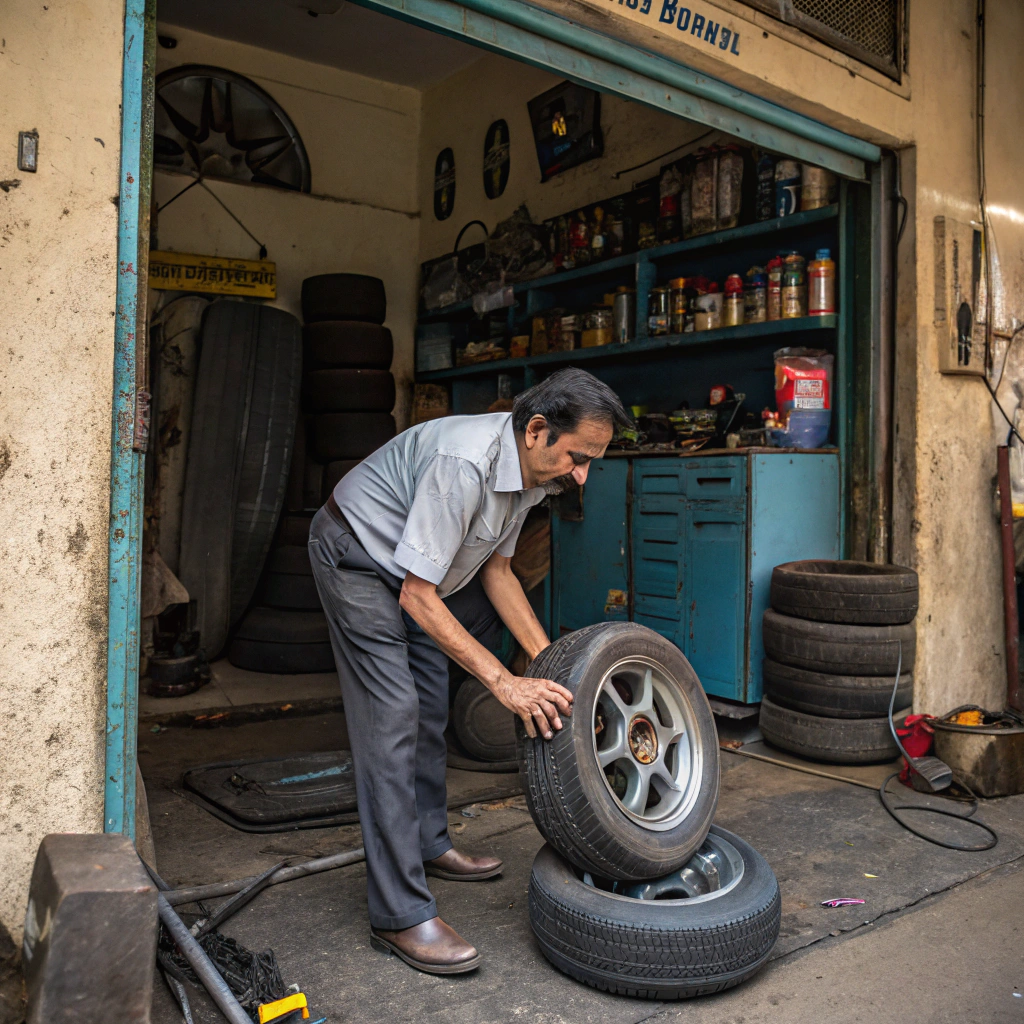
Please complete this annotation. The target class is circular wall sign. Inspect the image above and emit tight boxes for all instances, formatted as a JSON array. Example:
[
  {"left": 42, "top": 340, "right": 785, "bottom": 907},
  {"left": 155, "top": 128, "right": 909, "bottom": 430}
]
[
  {"left": 433, "top": 148, "right": 456, "bottom": 221},
  {"left": 483, "top": 119, "right": 510, "bottom": 200}
]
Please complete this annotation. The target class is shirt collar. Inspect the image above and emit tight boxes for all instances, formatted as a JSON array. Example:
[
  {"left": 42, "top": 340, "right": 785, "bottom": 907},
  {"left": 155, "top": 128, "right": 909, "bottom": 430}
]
[{"left": 492, "top": 414, "right": 525, "bottom": 492}]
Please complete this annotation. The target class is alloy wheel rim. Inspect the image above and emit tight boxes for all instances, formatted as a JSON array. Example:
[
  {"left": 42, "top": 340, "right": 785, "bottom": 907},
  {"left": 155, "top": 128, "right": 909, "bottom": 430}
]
[
  {"left": 579, "top": 830, "right": 745, "bottom": 905},
  {"left": 591, "top": 656, "right": 704, "bottom": 832}
]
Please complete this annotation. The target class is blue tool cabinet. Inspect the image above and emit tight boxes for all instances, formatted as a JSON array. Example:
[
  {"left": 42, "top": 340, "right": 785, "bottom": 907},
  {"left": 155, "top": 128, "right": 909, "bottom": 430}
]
[{"left": 551, "top": 450, "right": 840, "bottom": 704}]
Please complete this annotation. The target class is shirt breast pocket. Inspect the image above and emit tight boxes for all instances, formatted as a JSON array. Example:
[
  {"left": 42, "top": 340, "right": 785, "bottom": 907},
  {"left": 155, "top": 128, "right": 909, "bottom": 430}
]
[{"left": 464, "top": 520, "right": 499, "bottom": 549}]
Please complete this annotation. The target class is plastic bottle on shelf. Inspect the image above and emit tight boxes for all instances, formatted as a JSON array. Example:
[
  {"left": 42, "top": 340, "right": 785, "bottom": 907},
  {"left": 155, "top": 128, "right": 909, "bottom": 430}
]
[
  {"left": 745, "top": 266, "right": 767, "bottom": 323},
  {"left": 766, "top": 256, "right": 784, "bottom": 320},
  {"left": 724, "top": 273, "right": 745, "bottom": 326},
  {"left": 781, "top": 252, "right": 808, "bottom": 318},
  {"left": 755, "top": 153, "right": 776, "bottom": 221},
  {"left": 808, "top": 248, "right": 836, "bottom": 315}
]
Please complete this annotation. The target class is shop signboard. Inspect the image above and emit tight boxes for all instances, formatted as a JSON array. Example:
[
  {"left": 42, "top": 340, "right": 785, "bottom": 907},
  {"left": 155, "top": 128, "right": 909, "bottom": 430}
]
[
  {"left": 575, "top": 0, "right": 743, "bottom": 57},
  {"left": 148, "top": 250, "right": 277, "bottom": 298}
]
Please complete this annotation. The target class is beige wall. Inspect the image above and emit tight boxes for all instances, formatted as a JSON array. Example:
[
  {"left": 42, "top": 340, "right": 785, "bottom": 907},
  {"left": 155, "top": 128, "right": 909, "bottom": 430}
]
[
  {"left": 0, "top": 0, "right": 125, "bottom": 939},
  {"left": 418, "top": 53, "right": 712, "bottom": 263},
  {"left": 153, "top": 26, "right": 424, "bottom": 427}
]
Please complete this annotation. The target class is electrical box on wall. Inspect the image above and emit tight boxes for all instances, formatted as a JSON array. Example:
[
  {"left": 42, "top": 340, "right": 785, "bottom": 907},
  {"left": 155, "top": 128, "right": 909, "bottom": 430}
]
[{"left": 934, "top": 215, "right": 987, "bottom": 375}]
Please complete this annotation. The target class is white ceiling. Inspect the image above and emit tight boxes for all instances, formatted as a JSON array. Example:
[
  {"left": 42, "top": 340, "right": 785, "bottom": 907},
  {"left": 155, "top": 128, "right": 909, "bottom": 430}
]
[{"left": 157, "top": 0, "right": 485, "bottom": 89}]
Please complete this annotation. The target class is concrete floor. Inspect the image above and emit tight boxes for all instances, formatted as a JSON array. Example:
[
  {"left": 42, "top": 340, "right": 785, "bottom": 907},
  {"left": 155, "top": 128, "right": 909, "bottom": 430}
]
[
  {"left": 141, "top": 714, "right": 1024, "bottom": 1024},
  {"left": 140, "top": 660, "right": 340, "bottom": 721}
]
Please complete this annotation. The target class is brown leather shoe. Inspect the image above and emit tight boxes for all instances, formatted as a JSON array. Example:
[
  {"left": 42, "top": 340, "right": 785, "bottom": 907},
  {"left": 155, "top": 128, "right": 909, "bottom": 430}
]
[
  {"left": 370, "top": 917, "right": 481, "bottom": 975},
  {"left": 424, "top": 847, "right": 503, "bottom": 881}
]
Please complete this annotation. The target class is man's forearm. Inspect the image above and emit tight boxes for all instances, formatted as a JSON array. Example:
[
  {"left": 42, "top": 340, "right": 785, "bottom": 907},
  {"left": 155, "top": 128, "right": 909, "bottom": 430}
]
[
  {"left": 479, "top": 555, "right": 550, "bottom": 662},
  {"left": 399, "top": 577, "right": 511, "bottom": 689}
]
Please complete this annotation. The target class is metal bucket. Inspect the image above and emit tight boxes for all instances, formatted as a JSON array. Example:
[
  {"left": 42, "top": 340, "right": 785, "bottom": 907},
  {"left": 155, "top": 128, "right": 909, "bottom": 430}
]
[{"left": 931, "top": 719, "right": 1024, "bottom": 797}]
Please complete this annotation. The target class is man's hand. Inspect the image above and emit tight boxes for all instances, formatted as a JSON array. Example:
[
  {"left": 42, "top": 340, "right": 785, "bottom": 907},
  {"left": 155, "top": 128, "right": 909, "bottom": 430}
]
[{"left": 491, "top": 672, "right": 574, "bottom": 740}]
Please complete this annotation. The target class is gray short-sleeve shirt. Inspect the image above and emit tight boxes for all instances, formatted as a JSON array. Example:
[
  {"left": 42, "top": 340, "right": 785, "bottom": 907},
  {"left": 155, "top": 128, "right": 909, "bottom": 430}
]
[{"left": 332, "top": 412, "right": 545, "bottom": 598}]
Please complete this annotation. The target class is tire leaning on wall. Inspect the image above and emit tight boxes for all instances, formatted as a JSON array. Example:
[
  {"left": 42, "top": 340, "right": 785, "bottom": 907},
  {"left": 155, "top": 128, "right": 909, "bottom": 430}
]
[{"left": 518, "top": 622, "right": 719, "bottom": 881}]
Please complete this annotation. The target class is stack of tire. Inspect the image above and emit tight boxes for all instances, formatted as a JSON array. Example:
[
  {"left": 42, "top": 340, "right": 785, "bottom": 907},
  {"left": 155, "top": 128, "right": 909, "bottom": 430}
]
[
  {"left": 759, "top": 561, "right": 919, "bottom": 764},
  {"left": 301, "top": 273, "right": 395, "bottom": 503},
  {"left": 519, "top": 623, "right": 781, "bottom": 999},
  {"left": 227, "top": 274, "right": 395, "bottom": 675}
]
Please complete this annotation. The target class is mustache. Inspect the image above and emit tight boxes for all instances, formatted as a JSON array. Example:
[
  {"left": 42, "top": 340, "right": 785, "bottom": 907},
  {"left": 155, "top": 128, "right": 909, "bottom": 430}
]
[{"left": 542, "top": 473, "right": 577, "bottom": 495}]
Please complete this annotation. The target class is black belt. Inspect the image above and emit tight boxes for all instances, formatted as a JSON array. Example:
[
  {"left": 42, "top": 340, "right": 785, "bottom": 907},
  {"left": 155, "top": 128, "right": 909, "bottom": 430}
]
[{"left": 326, "top": 492, "right": 353, "bottom": 533}]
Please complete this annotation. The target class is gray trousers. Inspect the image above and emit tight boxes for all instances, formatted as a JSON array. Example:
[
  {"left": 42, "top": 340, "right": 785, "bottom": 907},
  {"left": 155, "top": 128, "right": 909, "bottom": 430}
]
[{"left": 308, "top": 506, "right": 498, "bottom": 930}]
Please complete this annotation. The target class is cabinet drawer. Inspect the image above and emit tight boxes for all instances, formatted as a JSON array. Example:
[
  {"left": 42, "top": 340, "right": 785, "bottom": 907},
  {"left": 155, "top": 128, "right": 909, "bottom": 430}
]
[{"left": 683, "top": 459, "right": 746, "bottom": 499}]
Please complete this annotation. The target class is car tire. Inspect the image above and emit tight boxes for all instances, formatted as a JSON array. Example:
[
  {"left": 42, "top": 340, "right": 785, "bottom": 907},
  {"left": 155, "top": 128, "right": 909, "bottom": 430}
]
[
  {"left": 453, "top": 678, "right": 517, "bottom": 762},
  {"left": 312, "top": 413, "right": 395, "bottom": 461},
  {"left": 230, "top": 306, "right": 303, "bottom": 625},
  {"left": 304, "top": 322, "right": 393, "bottom": 369},
  {"left": 262, "top": 572, "right": 322, "bottom": 611},
  {"left": 529, "top": 827, "right": 780, "bottom": 999},
  {"left": 771, "top": 560, "right": 918, "bottom": 625},
  {"left": 228, "top": 606, "right": 334, "bottom": 674},
  {"left": 519, "top": 622, "right": 719, "bottom": 881},
  {"left": 762, "top": 657, "right": 912, "bottom": 719},
  {"left": 301, "top": 274, "right": 386, "bottom": 325},
  {"left": 762, "top": 609, "right": 915, "bottom": 676},
  {"left": 266, "top": 546, "right": 312, "bottom": 576},
  {"left": 227, "top": 637, "right": 336, "bottom": 674},
  {"left": 275, "top": 514, "right": 314, "bottom": 547},
  {"left": 303, "top": 369, "right": 395, "bottom": 413},
  {"left": 758, "top": 695, "right": 905, "bottom": 764}
]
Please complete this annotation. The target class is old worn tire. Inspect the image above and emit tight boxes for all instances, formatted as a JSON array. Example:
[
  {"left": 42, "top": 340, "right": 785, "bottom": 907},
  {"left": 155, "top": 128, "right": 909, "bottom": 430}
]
[
  {"left": 227, "top": 637, "right": 335, "bottom": 674},
  {"left": 301, "top": 274, "right": 386, "bottom": 324},
  {"left": 529, "top": 827, "right": 780, "bottom": 999},
  {"left": 266, "top": 546, "right": 312, "bottom": 576},
  {"left": 262, "top": 544, "right": 318, "bottom": 610},
  {"left": 762, "top": 658, "right": 912, "bottom": 719},
  {"left": 453, "top": 678, "right": 517, "bottom": 762},
  {"left": 230, "top": 306, "right": 303, "bottom": 625},
  {"left": 519, "top": 623, "right": 719, "bottom": 881},
  {"left": 771, "top": 561, "right": 919, "bottom": 625},
  {"left": 312, "top": 413, "right": 395, "bottom": 461},
  {"left": 304, "top": 322, "right": 393, "bottom": 369},
  {"left": 758, "top": 695, "right": 906, "bottom": 764},
  {"left": 235, "top": 606, "right": 327, "bottom": 644},
  {"left": 762, "top": 609, "right": 915, "bottom": 675},
  {"left": 275, "top": 513, "right": 314, "bottom": 547},
  {"left": 228, "top": 606, "right": 333, "bottom": 673},
  {"left": 323, "top": 459, "right": 360, "bottom": 499},
  {"left": 262, "top": 572, "right": 322, "bottom": 611},
  {"left": 303, "top": 369, "right": 395, "bottom": 413}
]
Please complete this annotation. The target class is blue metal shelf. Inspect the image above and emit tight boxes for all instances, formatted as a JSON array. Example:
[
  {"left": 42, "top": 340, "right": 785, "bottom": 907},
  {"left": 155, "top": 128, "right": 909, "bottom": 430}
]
[
  {"left": 416, "top": 204, "right": 839, "bottom": 325},
  {"left": 418, "top": 315, "right": 837, "bottom": 381}
]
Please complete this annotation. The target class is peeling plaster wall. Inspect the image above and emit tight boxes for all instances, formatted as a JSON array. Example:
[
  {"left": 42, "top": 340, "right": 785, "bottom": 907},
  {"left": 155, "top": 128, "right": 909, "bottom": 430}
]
[
  {"left": 152, "top": 26, "right": 423, "bottom": 428},
  {"left": 0, "top": 0, "right": 124, "bottom": 940}
]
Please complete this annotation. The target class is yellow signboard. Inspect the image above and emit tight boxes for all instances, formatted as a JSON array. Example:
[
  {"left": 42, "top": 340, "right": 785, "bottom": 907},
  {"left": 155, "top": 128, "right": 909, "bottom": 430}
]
[{"left": 148, "top": 250, "right": 277, "bottom": 299}]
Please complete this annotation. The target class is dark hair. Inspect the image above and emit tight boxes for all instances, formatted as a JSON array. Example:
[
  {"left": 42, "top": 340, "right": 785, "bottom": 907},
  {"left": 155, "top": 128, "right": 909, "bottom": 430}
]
[{"left": 512, "top": 367, "right": 633, "bottom": 443}]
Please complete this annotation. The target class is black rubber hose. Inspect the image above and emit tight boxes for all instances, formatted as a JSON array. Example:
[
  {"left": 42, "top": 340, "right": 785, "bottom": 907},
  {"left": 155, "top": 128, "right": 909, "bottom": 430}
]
[
  {"left": 880, "top": 647, "right": 998, "bottom": 852},
  {"left": 878, "top": 773, "right": 998, "bottom": 851}
]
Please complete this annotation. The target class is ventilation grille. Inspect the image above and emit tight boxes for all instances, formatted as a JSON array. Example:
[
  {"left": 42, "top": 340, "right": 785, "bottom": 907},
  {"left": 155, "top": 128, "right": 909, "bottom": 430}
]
[{"left": 743, "top": 0, "right": 903, "bottom": 79}]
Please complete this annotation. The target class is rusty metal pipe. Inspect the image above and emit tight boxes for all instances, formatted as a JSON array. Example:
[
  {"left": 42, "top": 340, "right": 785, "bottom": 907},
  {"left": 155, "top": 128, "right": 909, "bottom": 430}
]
[
  {"left": 997, "top": 446, "right": 1021, "bottom": 711},
  {"left": 164, "top": 847, "right": 366, "bottom": 907}
]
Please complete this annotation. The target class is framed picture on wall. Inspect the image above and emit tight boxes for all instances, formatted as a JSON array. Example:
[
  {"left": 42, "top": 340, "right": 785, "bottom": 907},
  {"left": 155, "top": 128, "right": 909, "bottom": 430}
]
[{"left": 527, "top": 81, "right": 603, "bottom": 183}]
